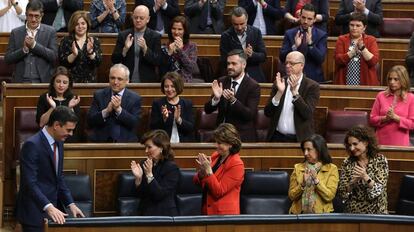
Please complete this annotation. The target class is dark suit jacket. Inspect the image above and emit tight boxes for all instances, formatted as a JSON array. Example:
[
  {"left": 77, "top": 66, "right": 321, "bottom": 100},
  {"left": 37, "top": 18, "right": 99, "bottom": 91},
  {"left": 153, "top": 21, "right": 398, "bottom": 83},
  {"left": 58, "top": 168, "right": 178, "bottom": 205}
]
[
  {"left": 184, "top": 0, "right": 225, "bottom": 34},
  {"left": 141, "top": 0, "right": 180, "bottom": 32},
  {"left": 335, "top": 0, "right": 383, "bottom": 37},
  {"left": 238, "top": 0, "right": 285, "bottom": 35},
  {"left": 280, "top": 26, "right": 327, "bottom": 83},
  {"left": 220, "top": 25, "right": 267, "bottom": 83},
  {"left": 264, "top": 76, "right": 320, "bottom": 142},
  {"left": 204, "top": 74, "right": 261, "bottom": 142},
  {"left": 406, "top": 32, "right": 414, "bottom": 86},
  {"left": 284, "top": 0, "right": 329, "bottom": 31},
  {"left": 136, "top": 159, "right": 180, "bottom": 216},
  {"left": 16, "top": 130, "right": 73, "bottom": 226},
  {"left": 40, "top": 0, "right": 84, "bottom": 31},
  {"left": 111, "top": 28, "right": 161, "bottom": 82},
  {"left": 4, "top": 24, "right": 57, "bottom": 83},
  {"left": 87, "top": 87, "right": 142, "bottom": 142},
  {"left": 150, "top": 97, "right": 195, "bottom": 142}
]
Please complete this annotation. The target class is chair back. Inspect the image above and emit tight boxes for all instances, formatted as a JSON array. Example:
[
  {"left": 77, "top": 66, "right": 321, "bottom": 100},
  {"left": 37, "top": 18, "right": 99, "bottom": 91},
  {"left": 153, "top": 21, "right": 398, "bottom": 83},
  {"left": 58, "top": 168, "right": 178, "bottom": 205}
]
[
  {"left": 396, "top": 175, "right": 414, "bottom": 215},
  {"left": 65, "top": 174, "right": 93, "bottom": 217},
  {"left": 176, "top": 170, "right": 203, "bottom": 216},
  {"left": 117, "top": 172, "right": 140, "bottom": 216},
  {"left": 325, "top": 110, "right": 368, "bottom": 143}
]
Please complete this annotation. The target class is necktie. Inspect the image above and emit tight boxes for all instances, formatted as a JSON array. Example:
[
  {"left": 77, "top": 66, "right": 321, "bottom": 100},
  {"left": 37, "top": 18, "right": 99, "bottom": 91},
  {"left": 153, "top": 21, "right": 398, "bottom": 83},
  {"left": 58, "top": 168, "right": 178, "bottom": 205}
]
[
  {"left": 231, "top": 81, "right": 238, "bottom": 94},
  {"left": 53, "top": 142, "right": 58, "bottom": 174}
]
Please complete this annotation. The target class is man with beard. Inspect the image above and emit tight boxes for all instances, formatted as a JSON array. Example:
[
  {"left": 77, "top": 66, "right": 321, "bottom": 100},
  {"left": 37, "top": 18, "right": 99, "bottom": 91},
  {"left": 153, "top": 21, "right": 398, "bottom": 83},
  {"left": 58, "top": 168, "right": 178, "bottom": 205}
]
[
  {"left": 204, "top": 49, "right": 261, "bottom": 142},
  {"left": 264, "top": 51, "right": 320, "bottom": 142}
]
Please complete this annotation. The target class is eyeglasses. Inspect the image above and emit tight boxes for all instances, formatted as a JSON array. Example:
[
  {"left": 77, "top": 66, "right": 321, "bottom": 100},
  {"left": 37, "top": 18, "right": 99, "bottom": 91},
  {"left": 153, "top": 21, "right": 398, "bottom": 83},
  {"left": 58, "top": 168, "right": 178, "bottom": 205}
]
[
  {"left": 285, "top": 61, "right": 303, "bottom": 66},
  {"left": 26, "top": 13, "right": 42, "bottom": 20}
]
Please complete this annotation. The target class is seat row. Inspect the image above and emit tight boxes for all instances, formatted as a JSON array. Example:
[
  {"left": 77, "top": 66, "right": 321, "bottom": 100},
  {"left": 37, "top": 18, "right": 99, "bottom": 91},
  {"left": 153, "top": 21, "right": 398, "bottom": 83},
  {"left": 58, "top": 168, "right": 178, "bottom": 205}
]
[{"left": 66, "top": 171, "right": 414, "bottom": 217}]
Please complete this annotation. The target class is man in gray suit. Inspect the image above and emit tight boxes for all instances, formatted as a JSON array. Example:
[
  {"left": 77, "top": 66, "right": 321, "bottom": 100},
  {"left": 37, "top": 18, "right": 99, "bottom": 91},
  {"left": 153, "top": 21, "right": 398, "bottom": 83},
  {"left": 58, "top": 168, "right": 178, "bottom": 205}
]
[{"left": 5, "top": 0, "right": 57, "bottom": 83}]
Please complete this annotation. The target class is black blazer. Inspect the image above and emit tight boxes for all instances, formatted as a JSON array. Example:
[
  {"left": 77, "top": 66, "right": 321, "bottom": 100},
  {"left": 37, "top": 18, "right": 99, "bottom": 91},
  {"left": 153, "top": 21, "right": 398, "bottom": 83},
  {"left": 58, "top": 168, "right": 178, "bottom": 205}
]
[
  {"left": 40, "top": 0, "right": 84, "bottom": 30},
  {"left": 284, "top": 0, "right": 329, "bottom": 31},
  {"left": 150, "top": 97, "right": 195, "bottom": 142},
  {"left": 87, "top": 87, "right": 142, "bottom": 142},
  {"left": 111, "top": 28, "right": 161, "bottom": 82},
  {"left": 136, "top": 159, "right": 180, "bottom": 216},
  {"left": 204, "top": 74, "right": 261, "bottom": 142},
  {"left": 141, "top": 0, "right": 180, "bottom": 32},
  {"left": 220, "top": 25, "right": 267, "bottom": 83},
  {"left": 264, "top": 76, "right": 320, "bottom": 142},
  {"left": 238, "top": 0, "right": 285, "bottom": 35}
]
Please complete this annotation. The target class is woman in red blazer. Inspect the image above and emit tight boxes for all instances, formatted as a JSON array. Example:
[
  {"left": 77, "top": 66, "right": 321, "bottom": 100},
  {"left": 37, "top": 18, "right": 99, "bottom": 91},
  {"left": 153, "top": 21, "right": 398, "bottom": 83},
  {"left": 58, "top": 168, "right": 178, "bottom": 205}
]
[
  {"left": 193, "top": 123, "right": 245, "bottom": 215},
  {"left": 334, "top": 13, "right": 380, "bottom": 86}
]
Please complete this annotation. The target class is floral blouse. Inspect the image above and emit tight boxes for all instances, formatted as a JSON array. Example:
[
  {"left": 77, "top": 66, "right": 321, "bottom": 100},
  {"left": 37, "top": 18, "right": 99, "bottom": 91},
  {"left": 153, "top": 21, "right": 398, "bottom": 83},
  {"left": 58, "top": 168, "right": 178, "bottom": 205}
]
[
  {"left": 338, "top": 153, "right": 389, "bottom": 214},
  {"left": 58, "top": 36, "right": 102, "bottom": 83}
]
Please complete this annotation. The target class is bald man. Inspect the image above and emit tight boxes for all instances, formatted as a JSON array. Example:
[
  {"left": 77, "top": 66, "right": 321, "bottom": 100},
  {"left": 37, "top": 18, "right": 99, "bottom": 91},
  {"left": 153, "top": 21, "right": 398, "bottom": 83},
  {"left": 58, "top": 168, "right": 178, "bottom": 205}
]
[
  {"left": 264, "top": 51, "right": 320, "bottom": 142},
  {"left": 112, "top": 5, "right": 161, "bottom": 82}
]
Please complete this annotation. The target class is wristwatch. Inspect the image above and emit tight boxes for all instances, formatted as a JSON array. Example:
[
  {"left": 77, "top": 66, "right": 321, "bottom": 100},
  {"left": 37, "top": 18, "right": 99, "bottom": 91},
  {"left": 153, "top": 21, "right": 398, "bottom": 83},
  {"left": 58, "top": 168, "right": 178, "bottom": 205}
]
[{"left": 292, "top": 94, "right": 300, "bottom": 102}]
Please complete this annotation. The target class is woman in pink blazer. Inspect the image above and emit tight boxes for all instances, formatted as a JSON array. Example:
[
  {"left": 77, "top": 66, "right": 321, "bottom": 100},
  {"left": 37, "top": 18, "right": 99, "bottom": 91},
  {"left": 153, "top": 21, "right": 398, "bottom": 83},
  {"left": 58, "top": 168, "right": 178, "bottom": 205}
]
[
  {"left": 193, "top": 123, "right": 245, "bottom": 215},
  {"left": 370, "top": 65, "right": 414, "bottom": 146}
]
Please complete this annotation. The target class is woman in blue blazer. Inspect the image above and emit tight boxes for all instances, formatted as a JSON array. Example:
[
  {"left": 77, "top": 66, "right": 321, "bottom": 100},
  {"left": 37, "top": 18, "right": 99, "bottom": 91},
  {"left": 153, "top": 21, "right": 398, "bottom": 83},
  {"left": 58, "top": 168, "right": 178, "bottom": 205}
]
[{"left": 150, "top": 72, "right": 195, "bottom": 142}]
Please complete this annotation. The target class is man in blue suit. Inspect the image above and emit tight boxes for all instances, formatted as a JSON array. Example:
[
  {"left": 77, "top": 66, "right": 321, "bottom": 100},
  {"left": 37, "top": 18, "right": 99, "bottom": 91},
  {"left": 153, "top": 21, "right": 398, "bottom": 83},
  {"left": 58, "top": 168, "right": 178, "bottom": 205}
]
[
  {"left": 16, "top": 106, "right": 84, "bottom": 231},
  {"left": 87, "top": 63, "right": 142, "bottom": 142},
  {"left": 279, "top": 3, "right": 327, "bottom": 83}
]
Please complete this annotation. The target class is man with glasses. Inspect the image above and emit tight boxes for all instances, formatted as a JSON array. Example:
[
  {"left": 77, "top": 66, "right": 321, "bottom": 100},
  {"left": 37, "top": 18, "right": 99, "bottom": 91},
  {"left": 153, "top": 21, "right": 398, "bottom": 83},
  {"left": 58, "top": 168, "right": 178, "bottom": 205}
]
[
  {"left": 264, "top": 51, "right": 320, "bottom": 142},
  {"left": 5, "top": 0, "right": 58, "bottom": 83},
  {"left": 280, "top": 3, "right": 327, "bottom": 83},
  {"left": 111, "top": 5, "right": 161, "bottom": 82}
]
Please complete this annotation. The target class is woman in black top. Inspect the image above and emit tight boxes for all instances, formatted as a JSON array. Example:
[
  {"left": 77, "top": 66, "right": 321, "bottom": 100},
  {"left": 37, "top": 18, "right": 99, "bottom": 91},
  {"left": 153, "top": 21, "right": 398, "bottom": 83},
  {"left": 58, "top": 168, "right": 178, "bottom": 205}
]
[
  {"left": 58, "top": 10, "right": 102, "bottom": 83},
  {"left": 36, "top": 66, "right": 81, "bottom": 142}
]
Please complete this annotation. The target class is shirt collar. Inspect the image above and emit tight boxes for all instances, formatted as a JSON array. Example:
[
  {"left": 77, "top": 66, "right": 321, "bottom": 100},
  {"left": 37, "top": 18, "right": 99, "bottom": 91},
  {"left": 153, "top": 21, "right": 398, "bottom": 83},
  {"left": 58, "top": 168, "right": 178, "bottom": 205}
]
[
  {"left": 26, "top": 23, "right": 41, "bottom": 33},
  {"left": 232, "top": 73, "right": 245, "bottom": 85},
  {"left": 42, "top": 126, "right": 55, "bottom": 146},
  {"left": 113, "top": 88, "right": 126, "bottom": 97}
]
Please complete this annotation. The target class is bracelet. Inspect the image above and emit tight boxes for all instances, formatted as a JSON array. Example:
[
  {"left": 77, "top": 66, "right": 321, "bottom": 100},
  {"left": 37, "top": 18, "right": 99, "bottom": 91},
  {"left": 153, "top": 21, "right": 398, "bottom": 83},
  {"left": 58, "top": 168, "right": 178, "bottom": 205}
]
[
  {"left": 359, "top": 45, "right": 366, "bottom": 51},
  {"left": 87, "top": 50, "right": 94, "bottom": 55},
  {"left": 112, "top": 10, "right": 117, "bottom": 14}
]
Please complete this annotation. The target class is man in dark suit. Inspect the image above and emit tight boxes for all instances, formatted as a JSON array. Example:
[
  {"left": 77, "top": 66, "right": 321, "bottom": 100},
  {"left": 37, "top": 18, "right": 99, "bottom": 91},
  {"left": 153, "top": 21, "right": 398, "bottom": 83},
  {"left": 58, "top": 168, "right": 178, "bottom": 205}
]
[
  {"left": 140, "top": 0, "right": 180, "bottom": 34},
  {"left": 87, "top": 64, "right": 142, "bottom": 142},
  {"left": 111, "top": 5, "right": 161, "bottom": 82},
  {"left": 204, "top": 49, "right": 261, "bottom": 142},
  {"left": 238, "top": 0, "right": 285, "bottom": 35},
  {"left": 40, "top": 0, "right": 83, "bottom": 31},
  {"left": 335, "top": 0, "right": 383, "bottom": 37},
  {"left": 280, "top": 3, "right": 327, "bottom": 83},
  {"left": 264, "top": 51, "right": 320, "bottom": 142},
  {"left": 220, "top": 7, "right": 267, "bottom": 83},
  {"left": 16, "top": 106, "right": 84, "bottom": 231},
  {"left": 5, "top": 0, "right": 57, "bottom": 83},
  {"left": 184, "top": 0, "right": 225, "bottom": 34}
]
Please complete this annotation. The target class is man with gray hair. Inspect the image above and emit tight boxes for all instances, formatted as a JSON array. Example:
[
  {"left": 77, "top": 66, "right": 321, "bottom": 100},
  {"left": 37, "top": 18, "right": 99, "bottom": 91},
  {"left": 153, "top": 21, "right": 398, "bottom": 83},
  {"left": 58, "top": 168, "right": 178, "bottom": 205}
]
[
  {"left": 204, "top": 49, "right": 260, "bottom": 142},
  {"left": 87, "top": 63, "right": 142, "bottom": 142},
  {"left": 220, "top": 6, "right": 267, "bottom": 83},
  {"left": 264, "top": 51, "right": 320, "bottom": 142}
]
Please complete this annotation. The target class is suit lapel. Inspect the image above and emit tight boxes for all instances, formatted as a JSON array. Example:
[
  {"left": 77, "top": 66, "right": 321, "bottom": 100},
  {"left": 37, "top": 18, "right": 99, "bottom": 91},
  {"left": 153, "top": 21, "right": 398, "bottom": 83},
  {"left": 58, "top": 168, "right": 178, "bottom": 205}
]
[{"left": 40, "top": 132, "right": 57, "bottom": 174}]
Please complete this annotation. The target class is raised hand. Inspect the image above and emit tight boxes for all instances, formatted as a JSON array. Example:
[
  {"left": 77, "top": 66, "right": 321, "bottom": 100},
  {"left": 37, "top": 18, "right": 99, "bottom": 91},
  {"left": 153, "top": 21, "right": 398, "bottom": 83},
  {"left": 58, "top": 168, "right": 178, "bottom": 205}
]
[
  {"left": 46, "top": 93, "right": 57, "bottom": 109},
  {"left": 68, "top": 95, "right": 80, "bottom": 109},
  {"left": 274, "top": 72, "right": 286, "bottom": 93},
  {"left": 211, "top": 80, "right": 223, "bottom": 100},
  {"left": 143, "top": 158, "right": 153, "bottom": 177},
  {"left": 174, "top": 105, "right": 182, "bottom": 123},
  {"left": 161, "top": 105, "right": 169, "bottom": 122},
  {"left": 294, "top": 30, "right": 303, "bottom": 48},
  {"left": 244, "top": 44, "right": 253, "bottom": 57},
  {"left": 306, "top": 27, "right": 313, "bottom": 45},
  {"left": 25, "top": 33, "right": 35, "bottom": 49},
  {"left": 222, "top": 89, "right": 236, "bottom": 102},
  {"left": 111, "top": 95, "right": 122, "bottom": 112},
  {"left": 71, "top": 41, "right": 79, "bottom": 57},
  {"left": 131, "top": 160, "right": 143, "bottom": 179},
  {"left": 137, "top": 37, "right": 148, "bottom": 54},
  {"left": 196, "top": 153, "right": 212, "bottom": 177},
  {"left": 124, "top": 34, "right": 134, "bottom": 50},
  {"left": 175, "top": 37, "right": 184, "bottom": 50},
  {"left": 168, "top": 42, "right": 176, "bottom": 55},
  {"left": 288, "top": 74, "right": 300, "bottom": 93},
  {"left": 86, "top": 37, "right": 94, "bottom": 54}
]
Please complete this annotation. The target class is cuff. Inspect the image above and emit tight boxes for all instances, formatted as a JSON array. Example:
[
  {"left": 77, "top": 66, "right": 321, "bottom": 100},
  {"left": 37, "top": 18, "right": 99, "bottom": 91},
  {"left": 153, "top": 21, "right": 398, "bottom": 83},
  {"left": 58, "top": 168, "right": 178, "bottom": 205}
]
[
  {"left": 162, "top": 3, "right": 168, "bottom": 10},
  {"left": 211, "top": 97, "right": 220, "bottom": 106},
  {"left": 364, "top": 8, "right": 370, "bottom": 15},
  {"left": 43, "top": 203, "right": 53, "bottom": 211},
  {"left": 272, "top": 96, "right": 280, "bottom": 106}
]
